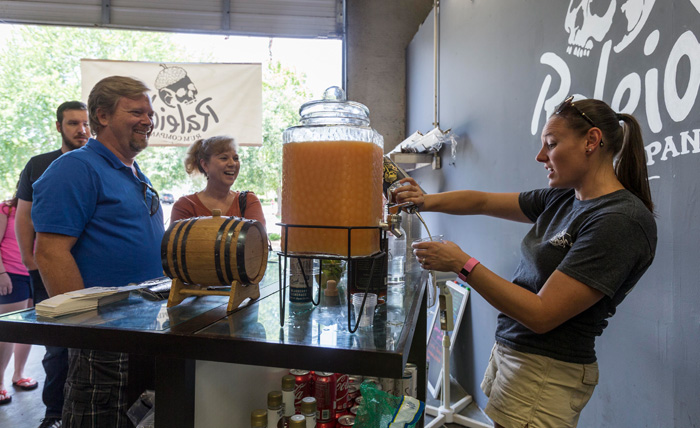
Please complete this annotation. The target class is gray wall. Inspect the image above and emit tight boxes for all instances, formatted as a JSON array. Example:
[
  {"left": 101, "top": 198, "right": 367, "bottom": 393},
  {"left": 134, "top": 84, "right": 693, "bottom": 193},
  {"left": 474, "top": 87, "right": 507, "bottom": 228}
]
[
  {"left": 407, "top": 1, "right": 700, "bottom": 426},
  {"left": 346, "top": 0, "right": 433, "bottom": 150}
]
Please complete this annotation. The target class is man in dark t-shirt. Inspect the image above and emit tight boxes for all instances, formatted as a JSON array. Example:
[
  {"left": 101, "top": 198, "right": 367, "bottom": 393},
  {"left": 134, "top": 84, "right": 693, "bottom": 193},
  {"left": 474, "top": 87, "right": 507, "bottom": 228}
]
[{"left": 15, "top": 101, "right": 89, "bottom": 428}]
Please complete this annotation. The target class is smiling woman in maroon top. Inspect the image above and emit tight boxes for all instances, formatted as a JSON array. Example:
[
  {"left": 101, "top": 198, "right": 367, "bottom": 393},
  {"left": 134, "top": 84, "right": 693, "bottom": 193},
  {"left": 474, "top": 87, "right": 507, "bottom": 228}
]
[{"left": 171, "top": 136, "right": 266, "bottom": 227}]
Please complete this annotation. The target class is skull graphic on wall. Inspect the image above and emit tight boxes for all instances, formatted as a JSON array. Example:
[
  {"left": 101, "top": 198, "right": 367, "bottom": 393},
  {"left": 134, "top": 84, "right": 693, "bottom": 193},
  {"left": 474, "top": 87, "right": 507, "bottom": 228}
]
[
  {"left": 565, "top": 0, "right": 616, "bottom": 57},
  {"left": 155, "top": 64, "right": 198, "bottom": 108},
  {"left": 614, "top": 0, "right": 656, "bottom": 53}
]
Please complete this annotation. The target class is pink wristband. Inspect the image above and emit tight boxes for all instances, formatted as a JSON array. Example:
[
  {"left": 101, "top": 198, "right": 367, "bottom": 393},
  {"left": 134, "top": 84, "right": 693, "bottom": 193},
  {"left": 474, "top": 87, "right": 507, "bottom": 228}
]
[{"left": 458, "top": 257, "right": 480, "bottom": 282}]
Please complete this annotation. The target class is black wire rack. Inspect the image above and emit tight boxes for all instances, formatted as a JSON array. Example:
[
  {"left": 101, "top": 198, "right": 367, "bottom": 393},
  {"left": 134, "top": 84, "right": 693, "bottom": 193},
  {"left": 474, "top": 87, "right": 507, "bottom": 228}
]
[{"left": 276, "top": 223, "right": 387, "bottom": 333}]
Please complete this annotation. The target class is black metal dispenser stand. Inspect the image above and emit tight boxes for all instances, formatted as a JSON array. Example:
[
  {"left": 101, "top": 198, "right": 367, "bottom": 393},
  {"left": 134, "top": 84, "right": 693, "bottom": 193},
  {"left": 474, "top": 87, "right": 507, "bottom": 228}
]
[{"left": 276, "top": 223, "right": 387, "bottom": 333}]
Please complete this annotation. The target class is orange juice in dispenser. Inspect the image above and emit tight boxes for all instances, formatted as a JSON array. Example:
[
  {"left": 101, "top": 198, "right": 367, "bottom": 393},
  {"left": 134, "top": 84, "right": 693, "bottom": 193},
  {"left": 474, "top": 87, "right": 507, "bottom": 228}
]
[{"left": 282, "top": 87, "right": 384, "bottom": 257}]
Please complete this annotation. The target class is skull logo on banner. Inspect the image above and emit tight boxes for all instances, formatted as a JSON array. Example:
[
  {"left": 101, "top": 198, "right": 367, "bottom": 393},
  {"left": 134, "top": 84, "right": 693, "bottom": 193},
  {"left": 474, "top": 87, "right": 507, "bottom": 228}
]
[
  {"left": 155, "top": 64, "right": 198, "bottom": 108},
  {"left": 565, "top": 0, "right": 616, "bottom": 57}
]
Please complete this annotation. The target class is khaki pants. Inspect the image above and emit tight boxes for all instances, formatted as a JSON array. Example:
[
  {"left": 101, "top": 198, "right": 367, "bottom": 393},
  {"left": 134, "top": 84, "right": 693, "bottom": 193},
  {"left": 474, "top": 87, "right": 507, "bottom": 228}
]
[{"left": 481, "top": 342, "right": 599, "bottom": 428}]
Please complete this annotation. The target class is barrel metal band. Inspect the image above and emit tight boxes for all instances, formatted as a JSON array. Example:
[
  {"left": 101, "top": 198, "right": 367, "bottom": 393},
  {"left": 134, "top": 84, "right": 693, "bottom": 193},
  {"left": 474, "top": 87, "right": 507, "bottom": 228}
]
[
  {"left": 236, "top": 223, "right": 250, "bottom": 284},
  {"left": 215, "top": 217, "right": 237, "bottom": 285},
  {"left": 161, "top": 221, "right": 177, "bottom": 278},
  {"left": 170, "top": 219, "right": 189, "bottom": 283},
  {"left": 179, "top": 218, "right": 198, "bottom": 285},
  {"left": 224, "top": 219, "right": 242, "bottom": 284}
]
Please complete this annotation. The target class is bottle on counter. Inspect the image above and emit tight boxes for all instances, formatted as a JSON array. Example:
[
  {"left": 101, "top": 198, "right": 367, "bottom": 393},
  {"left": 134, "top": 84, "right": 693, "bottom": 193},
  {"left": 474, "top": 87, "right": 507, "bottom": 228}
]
[
  {"left": 288, "top": 414, "right": 306, "bottom": 428},
  {"left": 318, "top": 279, "right": 340, "bottom": 326},
  {"left": 322, "top": 280, "right": 340, "bottom": 307},
  {"left": 267, "top": 390, "right": 284, "bottom": 428},
  {"left": 300, "top": 396, "right": 317, "bottom": 428},
  {"left": 289, "top": 258, "right": 315, "bottom": 315},
  {"left": 279, "top": 374, "right": 296, "bottom": 427},
  {"left": 387, "top": 213, "right": 406, "bottom": 285},
  {"left": 251, "top": 409, "right": 267, "bottom": 428}
]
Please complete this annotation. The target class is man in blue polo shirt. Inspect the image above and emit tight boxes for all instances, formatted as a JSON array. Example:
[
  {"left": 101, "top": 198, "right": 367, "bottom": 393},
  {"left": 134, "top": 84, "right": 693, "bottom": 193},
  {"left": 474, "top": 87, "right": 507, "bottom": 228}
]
[{"left": 32, "top": 76, "right": 164, "bottom": 428}]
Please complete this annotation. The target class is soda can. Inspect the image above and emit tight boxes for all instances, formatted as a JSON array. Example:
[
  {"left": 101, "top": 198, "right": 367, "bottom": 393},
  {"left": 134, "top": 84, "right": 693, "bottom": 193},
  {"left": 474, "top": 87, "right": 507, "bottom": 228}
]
[
  {"left": 349, "top": 405, "right": 359, "bottom": 415},
  {"left": 315, "top": 420, "right": 336, "bottom": 428},
  {"left": 290, "top": 369, "right": 313, "bottom": 412},
  {"left": 379, "top": 377, "right": 395, "bottom": 395},
  {"left": 362, "top": 376, "right": 381, "bottom": 390},
  {"left": 347, "top": 375, "right": 363, "bottom": 387},
  {"left": 405, "top": 363, "right": 417, "bottom": 398},
  {"left": 347, "top": 384, "right": 360, "bottom": 403},
  {"left": 313, "top": 371, "right": 336, "bottom": 422},
  {"left": 335, "top": 409, "right": 350, "bottom": 421},
  {"left": 337, "top": 414, "right": 355, "bottom": 427},
  {"left": 354, "top": 396, "right": 364, "bottom": 407},
  {"left": 400, "top": 368, "right": 415, "bottom": 397},
  {"left": 334, "top": 373, "right": 349, "bottom": 413}
]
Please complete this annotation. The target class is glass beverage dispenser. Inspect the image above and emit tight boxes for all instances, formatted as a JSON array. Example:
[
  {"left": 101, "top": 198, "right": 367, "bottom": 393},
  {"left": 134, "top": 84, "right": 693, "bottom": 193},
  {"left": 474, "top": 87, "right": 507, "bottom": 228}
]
[{"left": 281, "top": 87, "right": 384, "bottom": 257}]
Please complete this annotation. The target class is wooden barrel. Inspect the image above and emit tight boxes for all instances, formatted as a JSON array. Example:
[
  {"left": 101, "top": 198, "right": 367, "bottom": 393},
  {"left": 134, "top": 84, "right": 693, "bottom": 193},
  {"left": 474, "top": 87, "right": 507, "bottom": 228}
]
[{"left": 161, "top": 214, "right": 268, "bottom": 286}]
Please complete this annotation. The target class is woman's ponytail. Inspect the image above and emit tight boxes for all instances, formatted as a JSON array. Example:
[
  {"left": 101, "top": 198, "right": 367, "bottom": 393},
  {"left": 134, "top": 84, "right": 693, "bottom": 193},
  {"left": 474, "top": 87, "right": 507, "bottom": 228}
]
[{"left": 615, "top": 113, "right": 654, "bottom": 213}]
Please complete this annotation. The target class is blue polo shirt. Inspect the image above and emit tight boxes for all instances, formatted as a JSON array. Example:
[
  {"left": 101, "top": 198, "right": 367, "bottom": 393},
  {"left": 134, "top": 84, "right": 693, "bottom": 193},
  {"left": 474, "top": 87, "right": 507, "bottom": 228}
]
[{"left": 32, "top": 138, "right": 165, "bottom": 288}]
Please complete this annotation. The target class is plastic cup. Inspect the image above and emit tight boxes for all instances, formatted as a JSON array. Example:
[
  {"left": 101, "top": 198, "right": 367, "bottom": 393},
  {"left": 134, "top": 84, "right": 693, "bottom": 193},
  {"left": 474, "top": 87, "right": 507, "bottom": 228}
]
[
  {"left": 412, "top": 235, "right": 444, "bottom": 245},
  {"left": 412, "top": 235, "right": 444, "bottom": 270},
  {"left": 352, "top": 293, "right": 378, "bottom": 327}
]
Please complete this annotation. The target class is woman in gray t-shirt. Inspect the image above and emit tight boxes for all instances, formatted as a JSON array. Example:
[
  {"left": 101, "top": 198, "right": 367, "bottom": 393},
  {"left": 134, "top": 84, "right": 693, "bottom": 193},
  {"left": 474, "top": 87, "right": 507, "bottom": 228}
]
[{"left": 396, "top": 97, "right": 656, "bottom": 428}]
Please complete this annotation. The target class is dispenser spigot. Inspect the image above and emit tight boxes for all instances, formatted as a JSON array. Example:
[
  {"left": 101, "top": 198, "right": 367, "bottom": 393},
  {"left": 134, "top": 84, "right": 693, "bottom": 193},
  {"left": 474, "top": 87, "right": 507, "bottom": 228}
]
[{"left": 380, "top": 211, "right": 404, "bottom": 238}]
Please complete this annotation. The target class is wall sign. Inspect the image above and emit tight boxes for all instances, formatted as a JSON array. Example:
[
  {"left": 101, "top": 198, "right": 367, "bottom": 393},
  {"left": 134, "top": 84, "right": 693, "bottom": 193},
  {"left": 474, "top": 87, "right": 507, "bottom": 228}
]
[
  {"left": 81, "top": 59, "right": 262, "bottom": 146},
  {"left": 529, "top": 1, "right": 700, "bottom": 179}
]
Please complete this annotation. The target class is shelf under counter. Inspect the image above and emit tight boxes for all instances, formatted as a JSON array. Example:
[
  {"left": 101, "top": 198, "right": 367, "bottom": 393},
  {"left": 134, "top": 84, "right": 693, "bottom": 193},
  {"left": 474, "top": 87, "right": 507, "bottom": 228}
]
[{"left": 0, "top": 254, "right": 428, "bottom": 428}]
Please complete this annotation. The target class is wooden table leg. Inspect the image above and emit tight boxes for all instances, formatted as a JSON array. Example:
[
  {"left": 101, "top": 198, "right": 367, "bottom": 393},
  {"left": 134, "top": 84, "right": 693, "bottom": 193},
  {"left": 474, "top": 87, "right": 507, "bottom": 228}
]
[{"left": 155, "top": 356, "right": 195, "bottom": 428}]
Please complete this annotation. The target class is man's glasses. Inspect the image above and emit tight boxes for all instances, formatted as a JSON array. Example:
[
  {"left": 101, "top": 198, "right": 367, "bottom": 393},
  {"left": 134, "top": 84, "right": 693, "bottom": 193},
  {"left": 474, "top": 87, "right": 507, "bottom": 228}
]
[
  {"left": 141, "top": 181, "right": 160, "bottom": 216},
  {"left": 555, "top": 95, "right": 604, "bottom": 146}
]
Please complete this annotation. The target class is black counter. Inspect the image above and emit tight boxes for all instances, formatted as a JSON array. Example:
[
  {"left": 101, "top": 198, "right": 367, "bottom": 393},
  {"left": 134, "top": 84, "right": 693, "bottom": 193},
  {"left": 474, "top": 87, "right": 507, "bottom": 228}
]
[{"left": 0, "top": 254, "right": 427, "bottom": 427}]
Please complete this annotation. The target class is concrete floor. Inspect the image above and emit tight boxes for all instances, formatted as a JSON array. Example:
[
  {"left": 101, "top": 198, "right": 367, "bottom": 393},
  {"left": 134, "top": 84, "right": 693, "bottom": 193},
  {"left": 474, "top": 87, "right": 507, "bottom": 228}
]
[
  {"left": 0, "top": 345, "right": 47, "bottom": 428},
  {"left": 424, "top": 377, "right": 493, "bottom": 428}
]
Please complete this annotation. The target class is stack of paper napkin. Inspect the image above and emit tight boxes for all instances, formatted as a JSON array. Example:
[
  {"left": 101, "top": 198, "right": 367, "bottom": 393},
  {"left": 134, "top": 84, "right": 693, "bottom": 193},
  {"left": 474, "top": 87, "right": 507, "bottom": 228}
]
[{"left": 36, "top": 285, "right": 141, "bottom": 318}]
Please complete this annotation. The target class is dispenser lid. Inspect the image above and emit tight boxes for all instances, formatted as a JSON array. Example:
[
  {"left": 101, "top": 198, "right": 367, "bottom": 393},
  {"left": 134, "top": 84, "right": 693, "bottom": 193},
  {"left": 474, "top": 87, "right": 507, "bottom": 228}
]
[{"left": 299, "top": 86, "right": 370, "bottom": 126}]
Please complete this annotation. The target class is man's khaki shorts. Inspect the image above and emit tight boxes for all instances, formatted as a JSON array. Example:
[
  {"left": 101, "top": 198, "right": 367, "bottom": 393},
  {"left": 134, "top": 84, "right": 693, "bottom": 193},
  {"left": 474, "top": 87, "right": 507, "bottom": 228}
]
[{"left": 480, "top": 342, "right": 599, "bottom": 428}]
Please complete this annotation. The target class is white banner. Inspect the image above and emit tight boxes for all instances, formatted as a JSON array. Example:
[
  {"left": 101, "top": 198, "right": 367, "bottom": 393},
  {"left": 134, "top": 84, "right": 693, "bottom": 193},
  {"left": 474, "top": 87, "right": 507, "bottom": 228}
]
[{"left": 80, "top": 59, "right": 262, "bottom": 146}]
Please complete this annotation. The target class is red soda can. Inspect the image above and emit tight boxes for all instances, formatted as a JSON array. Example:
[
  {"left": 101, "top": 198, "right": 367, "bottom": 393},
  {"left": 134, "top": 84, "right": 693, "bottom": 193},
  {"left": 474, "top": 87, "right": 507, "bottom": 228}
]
[
  {"left": 316, "top": 420, "right": 336, "bottom": 428},
  {"left": 290, "top": 369, "right": 312, "bottom": 412},
  {"left": 347, "top": 384, "right": 360, "bottom": 403},
  {"left": 347, "top": 375, "right": 363, "bottom": 387},
  {"left": 334, "top": 373, "right": 349, "bottom": 413},
  {"left": 337, "top": 414, "right": 355, "bottom": 426},
  {"left": 313, "top": 371, "right": 336, "bottom": 422}
]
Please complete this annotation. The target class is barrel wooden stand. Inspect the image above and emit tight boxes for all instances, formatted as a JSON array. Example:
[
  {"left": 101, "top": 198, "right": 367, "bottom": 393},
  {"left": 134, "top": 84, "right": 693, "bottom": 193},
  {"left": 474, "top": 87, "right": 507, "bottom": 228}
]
[{"left": 167, "top": 278, "right": 260, "bottom": 312}]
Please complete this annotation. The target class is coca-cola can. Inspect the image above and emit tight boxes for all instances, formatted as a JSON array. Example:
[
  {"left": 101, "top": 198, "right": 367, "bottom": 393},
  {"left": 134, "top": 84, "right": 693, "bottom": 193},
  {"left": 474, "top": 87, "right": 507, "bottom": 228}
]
[
  {"left": 316, "top": 420, "right": 336, "bottom": 428},
  {"left": 347, "top": 384, "right": 360, "bottom": 403},
  {"left": 290, "top": 369, "right": 312, "bottom": 412},
  {"left": 337, "top": 414, "right": 355, "bottom": 427},
  {"left": 313, "top": 371, "right": 336, "bottom": 422},
  {"left": 354, "top": 396, "right": 364, "bottom": 407},
  {"left": 349, "top": 405, "right": 359, "bottom": 415},
  {"left": 347, "top": 375, "right": 363, "bottom": 387},
  {"left": 379, "top": 377, "right": 395, "bottom": 395},
  {"left": 334, "top": 373, "right": 349, "bottom": 412}
]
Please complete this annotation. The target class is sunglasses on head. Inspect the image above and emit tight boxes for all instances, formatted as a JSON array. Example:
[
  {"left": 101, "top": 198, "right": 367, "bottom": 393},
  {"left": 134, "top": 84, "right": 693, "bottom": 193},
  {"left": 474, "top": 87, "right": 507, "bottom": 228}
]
[
  {"left": 141, "top": 181, "right": 160, "bottom": 216},
  {"left": 555, "top": 95, "right": 605, "bottom": 147}
]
